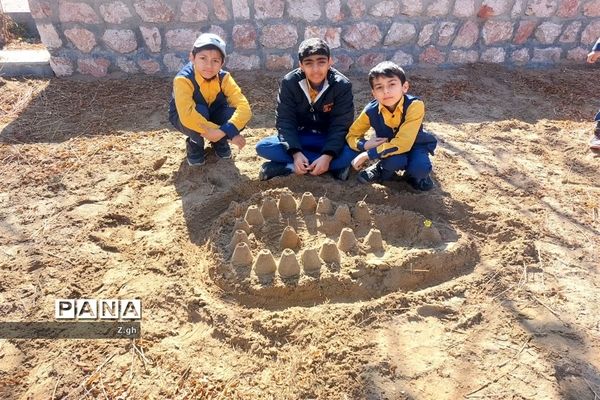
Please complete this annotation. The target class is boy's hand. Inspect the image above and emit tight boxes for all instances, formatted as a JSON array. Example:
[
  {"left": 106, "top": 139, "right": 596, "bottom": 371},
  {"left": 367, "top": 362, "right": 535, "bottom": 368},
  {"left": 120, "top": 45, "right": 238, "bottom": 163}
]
[
  {"left": 308, "top": 154, "right": 332, "bottom": 176},
  {"left": 351, "top": 152, "right": 369, "bottom": 170},
  {"left": 587, "top": 50, "right": 600, "bottom": 63},
  {"left": 293, "top": 152, "right": 310, "bottom": 175},
  {"left": 230, "top": 135, "right": 246, "bottom": 150},
  {"left": 364, "top": 137, "right": 388, "bottom": 150},
  {"left": 202, "top": 127, "right": 226, "bottom": 142}
]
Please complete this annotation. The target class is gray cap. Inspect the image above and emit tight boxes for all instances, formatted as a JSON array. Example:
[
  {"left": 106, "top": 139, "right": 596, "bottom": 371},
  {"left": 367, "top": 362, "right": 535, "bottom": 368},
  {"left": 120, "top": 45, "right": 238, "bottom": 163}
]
[{"left": 193, "top": 33, "right": 226, "bottom": 58}]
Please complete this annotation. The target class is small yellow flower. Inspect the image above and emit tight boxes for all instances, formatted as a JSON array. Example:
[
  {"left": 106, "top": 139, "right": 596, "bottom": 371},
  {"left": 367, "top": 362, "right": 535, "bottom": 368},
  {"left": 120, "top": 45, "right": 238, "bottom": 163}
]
[{"left": 424, "top": 219, "right": 432, "bottom": 228}]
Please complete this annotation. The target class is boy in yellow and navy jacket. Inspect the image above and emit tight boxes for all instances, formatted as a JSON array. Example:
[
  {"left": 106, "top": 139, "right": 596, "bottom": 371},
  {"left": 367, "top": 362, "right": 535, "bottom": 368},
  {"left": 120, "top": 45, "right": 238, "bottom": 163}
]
[
  {"left": 346, "top": 61, "right": 437, "bottom": 191},
  {"left": 169, "top": 33, "right": 251, "bottom": 166}
]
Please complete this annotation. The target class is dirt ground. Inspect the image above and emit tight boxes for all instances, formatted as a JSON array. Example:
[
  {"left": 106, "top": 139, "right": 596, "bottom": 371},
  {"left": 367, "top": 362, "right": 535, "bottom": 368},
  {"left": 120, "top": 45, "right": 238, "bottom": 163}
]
[{"left": 0, "top": 63, "right": 599, "bottom": 400}]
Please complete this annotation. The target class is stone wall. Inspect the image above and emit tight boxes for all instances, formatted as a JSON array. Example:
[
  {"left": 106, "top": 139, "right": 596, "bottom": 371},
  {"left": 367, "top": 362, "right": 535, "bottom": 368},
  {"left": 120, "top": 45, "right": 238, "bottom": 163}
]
[{"left": 29, "top": 0, "right": 600, "bottom": 77}]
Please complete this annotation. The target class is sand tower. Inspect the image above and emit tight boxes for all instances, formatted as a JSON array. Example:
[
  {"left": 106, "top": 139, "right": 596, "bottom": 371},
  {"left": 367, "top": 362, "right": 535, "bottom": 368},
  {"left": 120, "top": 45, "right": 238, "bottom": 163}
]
[
  {"left": 353, "top": 201, "right": 371, "bottom": 222},
  {"left": 301, "top": 248, "right": 321, "bottom": 273},
  {"left": 233, "top": 217, "right": 251, "bottom": 233},
  {"left": 334, "top": 204, "right": 352, "bottom": 225},
  {"left": 319, "top": 238, "right": 341, "bottom": 263},
  {"left": 299, "top": 192, "right": 317, "bottom": 213},
  {"left": 278, "top": 193, "right": 297, "bottom": 214},
  {"left": 229, "top": 229, "right": 250, "bottom": 249},
  {"left": 337, "top": 228, "right": 357, "bottom": 252},
  {"left": 260, "top": 196, "right": 280, "bottom": 220},
  {"left": 278, "top": 248, "right": 301, "bottom": 278},
  {"left": 279, "top": 226, "right": 300, "bottom": 250},
  {"left": 245, "top": 205, "right": 265, "bottom": 226},
  {"left": 364, "top": 228, "right": 384, "bottom": 251},
  {"left": 231, "top": 242, "right": 253, "bottom": 267},
  {"left": 316, "top": 196, "right": 333, "bottom": 215},
  {"left": 253, "top": 249, "right": 277, "bottom": 276}
]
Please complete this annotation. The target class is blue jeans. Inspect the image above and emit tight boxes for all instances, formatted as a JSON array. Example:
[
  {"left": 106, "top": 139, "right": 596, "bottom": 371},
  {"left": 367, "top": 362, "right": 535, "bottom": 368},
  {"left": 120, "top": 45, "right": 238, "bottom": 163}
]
[
  {"left": 256, "top": 131, "right": 359, "bottom": 171},
  {"left": 170, "top": 106, "right": 234, "bottom": 153},
  {"left": 379, "top": 145, "right": 432, "bottom": 181},
  {"left": 595, "top": 110, "right": 600, "bottom": 122}
]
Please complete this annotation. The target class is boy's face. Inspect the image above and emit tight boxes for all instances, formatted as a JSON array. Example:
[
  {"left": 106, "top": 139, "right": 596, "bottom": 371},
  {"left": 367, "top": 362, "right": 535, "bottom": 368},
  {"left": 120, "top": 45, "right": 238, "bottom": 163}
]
[
  {"left": 299, "top": 55, "right": 332, "bottom": 88},
  {"left": 371, "top": 75, "right": 409, "bottom": 109},
  {"left": 190, "top": 49, "right": 224, "bottom": 80}
]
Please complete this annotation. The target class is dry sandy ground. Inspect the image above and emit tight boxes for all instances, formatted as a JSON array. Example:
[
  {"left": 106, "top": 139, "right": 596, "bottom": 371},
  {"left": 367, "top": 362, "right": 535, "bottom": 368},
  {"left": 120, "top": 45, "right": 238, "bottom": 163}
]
[{"left": 0, "top": 64, "right": 599, "bottom": 400}]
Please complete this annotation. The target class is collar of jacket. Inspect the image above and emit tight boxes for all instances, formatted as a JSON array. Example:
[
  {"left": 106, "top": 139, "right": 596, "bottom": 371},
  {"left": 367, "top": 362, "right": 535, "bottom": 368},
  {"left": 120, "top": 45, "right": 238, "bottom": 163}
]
[{"left": 377, "top": 95, "right": 405, "bottom": 116}]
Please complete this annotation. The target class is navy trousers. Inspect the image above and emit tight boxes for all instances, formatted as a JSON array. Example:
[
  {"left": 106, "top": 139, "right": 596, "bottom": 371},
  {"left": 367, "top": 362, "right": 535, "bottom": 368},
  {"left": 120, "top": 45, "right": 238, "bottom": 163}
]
[
  {"left": 256, "top": 131, "right": 359, "bottom": 171},
  {"left": 170, "top": 105, "right": 234, "bottom": 152},
  {"left": 379, "top": 145, "right": 433, "bottom": 181}
]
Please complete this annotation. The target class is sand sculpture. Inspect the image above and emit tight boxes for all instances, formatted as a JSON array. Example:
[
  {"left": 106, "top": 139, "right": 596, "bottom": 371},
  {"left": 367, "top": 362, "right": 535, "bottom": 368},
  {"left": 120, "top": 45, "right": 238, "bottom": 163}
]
[
  {"left": 278, "top": 248, "right": 301, "bottom": 278},
  {"left": 260, "top": 196, "right": 280, "bottom": 220},
  {"left": 231, "top": 242, "right": 253, "bottom": 267}
]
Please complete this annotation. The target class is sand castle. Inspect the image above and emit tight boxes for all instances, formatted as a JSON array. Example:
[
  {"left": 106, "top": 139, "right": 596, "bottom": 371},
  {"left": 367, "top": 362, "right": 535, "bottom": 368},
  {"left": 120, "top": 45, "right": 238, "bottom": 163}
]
[
  {"left": 278, "top": 193, "right": 297, "bottom": 214},
  {"left": 364, "top": 228, "right": 384, "bottom": 251},
  {"left": 245, "top": 205, "right": 264, "bottom": 226},
  {"left": 233, "top": 217, "right": 251, "bottom": 233},
  {"left": 337, "top": 228, "right": 357, "bottom": 252},
  {"left": 319, "top": 238, "right": 341, "bottom": 263},
  {"left": 231, "top": 242, "right": 253, "bottom": 267},
  {"left": 334, "top": 204, "right": 352, "bottom": 225},
  {"left": 316, "top": 196, "right": 332, "bottom": 215},
  {"left": 260, "top": 196, "right": 280, "bottom": 220},
  {"left": 278, "top": 248, "right": 301, "bottom": 278},
  {"left": 353, "top": 201, "right": 371, "bottom": 222},
  {"left": 253, "top": 249, "right": 277, "bottom": 276},
  {"left": 229, "top": 229, "right": 250, "bottom": 249},
  {"left": 280, "top": 226, "right": 300, "bottom": 250},
  {"left": 299, "top": 192, "right": 317, "bottom": 213},
  {"left": 301, "top": 248, "right": 321, "bottom": 273}
]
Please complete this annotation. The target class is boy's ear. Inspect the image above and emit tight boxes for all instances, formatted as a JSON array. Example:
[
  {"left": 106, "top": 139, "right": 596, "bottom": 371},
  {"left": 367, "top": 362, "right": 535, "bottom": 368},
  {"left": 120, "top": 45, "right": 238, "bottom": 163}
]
[
  {"left": 188, "top": 52, "right": 194, "bottom": 62},
  {"left": 402, "top": 81, "right": 410, "bottom": 93}
]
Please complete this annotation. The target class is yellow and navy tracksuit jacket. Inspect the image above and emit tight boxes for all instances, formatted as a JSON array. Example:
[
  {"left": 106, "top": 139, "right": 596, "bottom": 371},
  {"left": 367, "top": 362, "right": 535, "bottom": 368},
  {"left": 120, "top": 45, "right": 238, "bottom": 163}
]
[
  {"left": 168, "top": 62, "right": 251, "bottom": 139},
  {"left": 346, "top": 94, "right": 436, "bottom": 159}
]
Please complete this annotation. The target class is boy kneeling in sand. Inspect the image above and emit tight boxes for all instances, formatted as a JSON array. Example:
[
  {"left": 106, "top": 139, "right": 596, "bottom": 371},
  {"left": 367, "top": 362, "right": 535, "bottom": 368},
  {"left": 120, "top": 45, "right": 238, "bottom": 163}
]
[
  {"left": 169, "top": 33, "right": 251, "bottom": 166},
  {"left": 346, "top": 61, "right": 437, "bottom": 191}
]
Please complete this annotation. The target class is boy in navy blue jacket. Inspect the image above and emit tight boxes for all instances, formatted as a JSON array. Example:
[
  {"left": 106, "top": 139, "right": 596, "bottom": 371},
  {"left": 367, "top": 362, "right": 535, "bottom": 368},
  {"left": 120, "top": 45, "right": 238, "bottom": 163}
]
[
  {"left": 255, "top": 38, "right": 357, "bottom": 180},
  {"left": 346, "top": 61, "right": 437, "bottom": 191},
  {"left": 587, "top": 37, "right": 600, "bottom": 151},
  {"left": 169, "top": 33, "right": 251, "bottom": 166}
]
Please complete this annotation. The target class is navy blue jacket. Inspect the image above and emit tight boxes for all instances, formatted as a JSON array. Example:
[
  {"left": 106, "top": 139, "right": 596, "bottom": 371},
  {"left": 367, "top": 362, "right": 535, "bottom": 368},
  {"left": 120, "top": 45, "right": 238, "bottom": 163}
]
[{"left": 275, "top": 68, "right": 354, "bottom": 157}]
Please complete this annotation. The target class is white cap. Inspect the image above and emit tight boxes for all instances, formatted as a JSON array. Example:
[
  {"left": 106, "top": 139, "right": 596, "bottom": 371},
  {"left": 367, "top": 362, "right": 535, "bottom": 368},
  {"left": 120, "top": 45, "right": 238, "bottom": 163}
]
[{"left": 193, "top": 33, "right": 226, "bottom": 58}]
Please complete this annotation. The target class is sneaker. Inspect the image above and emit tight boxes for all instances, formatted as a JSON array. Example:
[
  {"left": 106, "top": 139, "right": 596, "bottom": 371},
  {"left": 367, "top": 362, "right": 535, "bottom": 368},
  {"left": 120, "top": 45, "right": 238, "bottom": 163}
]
[
  {"left": 212, "top": 140, "right": 232, "bottom": 159},
  {"left": 259, "top": 162, "right": 292, "bottom": 181},
  {"left": 590, "top": 125, "right": 600, "bottom": 150},
  {"left": 406, "top": 176, "right": 434, "bottom": 191},
  {"left": 357, "top": 163, "right": 383, "bottom": 184},
  {"left": 330, "top": 166, "right": 350, "bottom": 181},
  {"left": 186, "top": 137, "right": 205, "bottom": 166}
]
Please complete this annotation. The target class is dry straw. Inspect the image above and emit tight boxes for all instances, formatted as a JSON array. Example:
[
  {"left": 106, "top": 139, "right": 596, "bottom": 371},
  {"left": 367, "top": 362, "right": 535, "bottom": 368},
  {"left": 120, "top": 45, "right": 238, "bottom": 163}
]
[{"left": 278, "top": 248, "right": 301, "bottom": 278}]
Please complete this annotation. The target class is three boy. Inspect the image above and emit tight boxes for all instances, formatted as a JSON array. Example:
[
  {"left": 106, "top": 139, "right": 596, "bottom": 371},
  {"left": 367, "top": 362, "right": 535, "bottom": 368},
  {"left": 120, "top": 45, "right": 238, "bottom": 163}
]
[
  {"left": 169, "top": 33, "right": 251, "bottom": 166},
  {"left": 170, "top": 35, "right": 436, "bottom": 191}
]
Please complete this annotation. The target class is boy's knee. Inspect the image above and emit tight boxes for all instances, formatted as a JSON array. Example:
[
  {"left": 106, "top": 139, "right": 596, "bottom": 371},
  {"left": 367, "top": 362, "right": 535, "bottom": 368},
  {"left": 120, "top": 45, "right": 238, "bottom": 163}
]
[{"left": 406, "top": 158, "right": 432, "bottom": 179}]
